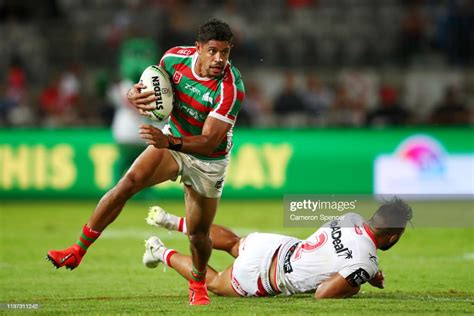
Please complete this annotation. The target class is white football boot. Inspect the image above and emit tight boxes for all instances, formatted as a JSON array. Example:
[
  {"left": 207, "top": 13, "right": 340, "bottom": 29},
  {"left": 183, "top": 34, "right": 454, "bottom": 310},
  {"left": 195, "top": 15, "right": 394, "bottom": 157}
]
[
  {"left": 142, "top": 236, "right": 165, "bottom": 268},
  {"left": 146, "top": 206, "right": 180, "bottom": 231}
]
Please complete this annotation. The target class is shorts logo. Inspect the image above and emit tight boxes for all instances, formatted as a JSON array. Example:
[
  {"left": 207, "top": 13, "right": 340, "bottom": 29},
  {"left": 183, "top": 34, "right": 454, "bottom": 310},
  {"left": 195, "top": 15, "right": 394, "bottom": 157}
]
[
  {"left": 231, "top": 276, "right": 248, "bottom": 296},
  {"left": 215, "top": 179, "right": 224, "bottom": 190},
  {"left": 173, "top": 71, "right": 182, "bottom": 84}
]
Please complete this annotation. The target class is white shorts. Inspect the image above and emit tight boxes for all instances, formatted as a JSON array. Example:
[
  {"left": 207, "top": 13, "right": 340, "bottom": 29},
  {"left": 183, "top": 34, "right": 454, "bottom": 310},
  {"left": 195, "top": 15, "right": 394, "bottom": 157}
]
[
  {"left": 169, "top": 150, "right": 229, "bottom": 198},
  {"left": 231, "top": 233, "right": 292, "bottom": 297}
]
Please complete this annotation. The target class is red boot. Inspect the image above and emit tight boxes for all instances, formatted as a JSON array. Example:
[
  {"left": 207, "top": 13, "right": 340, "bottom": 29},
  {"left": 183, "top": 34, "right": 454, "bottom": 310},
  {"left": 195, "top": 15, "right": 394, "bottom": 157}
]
[
  {"left": 188, "top": 279, "right": 210, "bottom": 305},
  {"left": 46, "top": 244, "right": 85, "bottom": 270}
]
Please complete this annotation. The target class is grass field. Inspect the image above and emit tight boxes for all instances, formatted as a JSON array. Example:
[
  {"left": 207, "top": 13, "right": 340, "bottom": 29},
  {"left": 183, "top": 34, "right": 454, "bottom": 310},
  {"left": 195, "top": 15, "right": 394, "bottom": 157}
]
[{"left": 0, "top": 199, "right": 473, "bottom": 315}]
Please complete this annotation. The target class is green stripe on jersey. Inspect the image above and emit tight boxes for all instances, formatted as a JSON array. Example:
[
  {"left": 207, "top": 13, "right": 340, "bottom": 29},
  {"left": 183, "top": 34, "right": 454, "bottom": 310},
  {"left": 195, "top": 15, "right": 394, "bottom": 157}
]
[{"left": 163, "top": 51, "right": 244, "bottom": 159}]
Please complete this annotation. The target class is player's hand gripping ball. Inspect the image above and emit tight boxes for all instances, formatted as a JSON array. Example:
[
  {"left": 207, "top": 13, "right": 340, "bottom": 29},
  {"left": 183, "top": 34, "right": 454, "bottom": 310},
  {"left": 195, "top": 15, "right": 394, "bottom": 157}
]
[{"left": 139, "top": 65, "right": 174, "bottom": 121}]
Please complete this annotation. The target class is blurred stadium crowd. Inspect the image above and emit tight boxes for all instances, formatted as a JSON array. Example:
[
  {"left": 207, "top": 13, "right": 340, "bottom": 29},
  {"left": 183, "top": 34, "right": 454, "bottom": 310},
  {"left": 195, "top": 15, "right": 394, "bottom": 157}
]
[{"left": 0, "top": 0, "right": 472, "bottom": 128}]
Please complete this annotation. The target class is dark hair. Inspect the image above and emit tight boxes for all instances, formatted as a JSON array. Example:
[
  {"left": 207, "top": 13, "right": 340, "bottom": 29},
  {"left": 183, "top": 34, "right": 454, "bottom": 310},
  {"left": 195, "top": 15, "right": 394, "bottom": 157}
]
[
  {"left": 369, "top": 196, "right": 413, "bottom": 232},
  {"left": 197, "top": 18, "right": 233, "bottom": 43}
]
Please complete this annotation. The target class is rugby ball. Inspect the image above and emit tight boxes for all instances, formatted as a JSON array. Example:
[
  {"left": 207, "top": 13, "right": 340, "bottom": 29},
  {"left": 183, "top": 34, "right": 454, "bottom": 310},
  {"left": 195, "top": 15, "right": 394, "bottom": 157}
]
[{"left": 139, "top": 65, "right": 174, "bottom": 121}]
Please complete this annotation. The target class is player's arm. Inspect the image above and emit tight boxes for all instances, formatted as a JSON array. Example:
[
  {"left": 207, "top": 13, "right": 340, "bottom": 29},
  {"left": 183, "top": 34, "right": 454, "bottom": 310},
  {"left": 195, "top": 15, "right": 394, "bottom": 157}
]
[
  {"left": 314, "top": 273, "right": 360, "bottom": 299},
  {"left": 139, "top": 116, "right": 231, "bottom": 156},
  {"left": 368, "top": 270, "right": 385, "bottom": 289}
]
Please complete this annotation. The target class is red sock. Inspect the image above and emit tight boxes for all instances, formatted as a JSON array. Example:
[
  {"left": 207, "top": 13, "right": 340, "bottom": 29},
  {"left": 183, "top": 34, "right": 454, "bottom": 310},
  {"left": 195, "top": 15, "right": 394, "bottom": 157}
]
[
  {"left": 76, "top": 224, "right": 101, "bottom": 254},
  {"left": 163, "top": 249, "right": 177, "bottom": 267},
  {"left": 178, "top": 217, "right": 187, "bottom": 234}
]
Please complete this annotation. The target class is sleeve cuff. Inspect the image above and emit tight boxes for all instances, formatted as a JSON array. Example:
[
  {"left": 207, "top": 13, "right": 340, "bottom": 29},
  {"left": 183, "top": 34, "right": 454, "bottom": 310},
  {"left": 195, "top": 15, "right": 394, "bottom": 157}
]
[{"left": 209, "top": 111, "right": 235, "bottom": 125}]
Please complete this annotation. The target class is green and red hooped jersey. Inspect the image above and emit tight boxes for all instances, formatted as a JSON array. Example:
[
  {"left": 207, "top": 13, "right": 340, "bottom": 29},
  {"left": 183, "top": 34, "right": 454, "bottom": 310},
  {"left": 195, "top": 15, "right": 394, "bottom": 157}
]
[{"left": 159, "top": 46, "right": 245, "bottom": 160}]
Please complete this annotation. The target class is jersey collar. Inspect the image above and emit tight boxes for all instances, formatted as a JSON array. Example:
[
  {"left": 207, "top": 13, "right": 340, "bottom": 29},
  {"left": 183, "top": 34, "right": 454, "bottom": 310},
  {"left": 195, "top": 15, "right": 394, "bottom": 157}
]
[
  {"left": 363, "top": 223, "right": 379, "bottom": 249},
  {"left": 191, "top": 52, "right": 211, "bottom": 81},
  {"left": 191, "top": 52, "right": 228, "bottom": 81}
]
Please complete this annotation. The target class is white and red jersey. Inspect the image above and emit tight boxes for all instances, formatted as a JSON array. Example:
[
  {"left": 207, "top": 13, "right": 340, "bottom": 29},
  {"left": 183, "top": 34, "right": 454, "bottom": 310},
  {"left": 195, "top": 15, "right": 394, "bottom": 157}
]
[{"left": 275, "top": 213, "right": 379, "bottom": 295}]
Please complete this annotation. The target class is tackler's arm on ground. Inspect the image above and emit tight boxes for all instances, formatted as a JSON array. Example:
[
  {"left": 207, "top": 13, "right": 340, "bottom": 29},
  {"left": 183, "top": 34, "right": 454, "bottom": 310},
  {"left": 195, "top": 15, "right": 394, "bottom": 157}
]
[
  {"left": 314, "top": 273, "right": 361, "bottom": 299},
  {"left": 368, "top": 270, "right": 385, "bottom": 289}
]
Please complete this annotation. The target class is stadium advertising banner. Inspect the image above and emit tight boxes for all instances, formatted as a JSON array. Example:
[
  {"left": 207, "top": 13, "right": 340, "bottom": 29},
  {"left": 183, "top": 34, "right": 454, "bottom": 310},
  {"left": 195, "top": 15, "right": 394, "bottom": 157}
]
[{"left": 0, "top": 128, "right": 472, "bottom": 199}]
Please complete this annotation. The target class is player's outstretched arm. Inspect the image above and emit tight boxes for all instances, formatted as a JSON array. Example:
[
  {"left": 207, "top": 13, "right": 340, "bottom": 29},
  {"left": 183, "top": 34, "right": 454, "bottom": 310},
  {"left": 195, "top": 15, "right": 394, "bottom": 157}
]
[
  {"left": 368, "top": 270, "right": 385, "bottom": 289},
  {"left": 314, "top": 273, "right": 360, "bottom": 299}
]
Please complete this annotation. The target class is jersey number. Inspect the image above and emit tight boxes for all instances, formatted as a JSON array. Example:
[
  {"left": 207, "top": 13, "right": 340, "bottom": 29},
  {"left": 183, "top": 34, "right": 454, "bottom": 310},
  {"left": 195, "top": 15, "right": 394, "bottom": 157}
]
[{"left": 293, "top": 232, "right": 328, "bottom": 261}]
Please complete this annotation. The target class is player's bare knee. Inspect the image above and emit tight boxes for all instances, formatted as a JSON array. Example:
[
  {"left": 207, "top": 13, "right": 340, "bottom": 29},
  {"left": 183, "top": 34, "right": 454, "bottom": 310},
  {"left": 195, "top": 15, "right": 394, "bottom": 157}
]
[
  {"left": 188, "top": 232, "right": 211, "bottom": 249},
  {"left": 117, "top": 171, "right": 146, "bottom": 196}
]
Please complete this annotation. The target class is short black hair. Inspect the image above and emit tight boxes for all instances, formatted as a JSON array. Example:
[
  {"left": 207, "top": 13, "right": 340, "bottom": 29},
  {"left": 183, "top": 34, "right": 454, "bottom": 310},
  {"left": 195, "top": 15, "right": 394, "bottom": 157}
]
[
  {"left": 370, "top": 196, "right": 413, "bottom": 231},
  {"left": 197, "top": 18, "right": 233, "bottom": 44}
]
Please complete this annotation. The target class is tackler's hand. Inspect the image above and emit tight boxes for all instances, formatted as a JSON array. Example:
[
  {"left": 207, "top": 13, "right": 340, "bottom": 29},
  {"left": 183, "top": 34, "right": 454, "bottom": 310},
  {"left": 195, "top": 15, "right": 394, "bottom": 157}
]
[{"left": 369, "top": 270, "right": 385, "bottom": 289}]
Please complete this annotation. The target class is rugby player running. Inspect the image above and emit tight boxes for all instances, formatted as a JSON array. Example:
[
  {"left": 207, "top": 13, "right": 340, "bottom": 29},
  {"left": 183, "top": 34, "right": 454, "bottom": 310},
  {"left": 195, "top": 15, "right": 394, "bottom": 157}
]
[
  {"left": 142, "top": 197, "right": 412, "bottom": 299},
  {"left": 47, "top": 19, "right": 244, "bottom": 306}
]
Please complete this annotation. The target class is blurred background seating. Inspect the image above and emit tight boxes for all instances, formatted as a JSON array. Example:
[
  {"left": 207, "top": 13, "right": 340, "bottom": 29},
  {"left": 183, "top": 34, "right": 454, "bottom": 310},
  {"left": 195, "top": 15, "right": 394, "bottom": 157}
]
[{"left": 0, "top": 0, "right": 472, "bottom": 128}]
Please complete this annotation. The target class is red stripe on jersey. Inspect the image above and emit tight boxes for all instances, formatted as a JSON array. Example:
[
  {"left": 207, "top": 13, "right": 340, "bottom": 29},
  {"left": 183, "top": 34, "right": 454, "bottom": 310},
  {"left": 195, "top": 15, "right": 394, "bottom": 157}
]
[
  {"left": 161, "top": 46, "right": 195, "bottom": 69},
  {"left": 237, "top": 90, "right": 244, "bottom": 102},
  {"left": 167, "top": 46, "right": 196, "bottom": 56},
  {"left": 216, "top": 66, "right": 237, "bottom": 116},
  {"left": 177, "top": 64, "right": 219, "bottom": 92},
  {"left": 363, "top": 223, "right": 379, "bottom": 249},
  {"left": 170, "top": 115, "right": 193, "bottom": 136},
  {"left": 227, "top": 114, "right": 236, "bottom": 121},
  {"left": 175, "top": 106, "right": 204, "bottom": 128},
  {"left": 216, "top": 88, "right": 242, "bottom": 105},
  {"left": 175, "top": 90, "right": 211, "bottom": 113}
]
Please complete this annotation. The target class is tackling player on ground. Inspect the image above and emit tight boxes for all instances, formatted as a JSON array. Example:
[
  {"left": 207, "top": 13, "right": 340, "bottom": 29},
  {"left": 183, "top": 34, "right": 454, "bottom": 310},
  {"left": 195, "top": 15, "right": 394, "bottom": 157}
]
[
  {"left": 47, "top": 19, "right": 244, "bottom": 306},
  {"left": 142, "top": 197, "right": 412, "bottom": 299}
]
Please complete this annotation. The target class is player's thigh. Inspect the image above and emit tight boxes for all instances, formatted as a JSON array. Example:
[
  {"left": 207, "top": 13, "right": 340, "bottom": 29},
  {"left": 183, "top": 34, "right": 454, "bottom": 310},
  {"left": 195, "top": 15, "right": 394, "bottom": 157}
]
[
  {"left": 126, "top": 146, "right": 179, "bottom": 187},
  {"left": 184, "top": 184, "right": 219, "bottom": 233},
  {"left": 207, "top": 265, "right": 240, "bottom": 297}
]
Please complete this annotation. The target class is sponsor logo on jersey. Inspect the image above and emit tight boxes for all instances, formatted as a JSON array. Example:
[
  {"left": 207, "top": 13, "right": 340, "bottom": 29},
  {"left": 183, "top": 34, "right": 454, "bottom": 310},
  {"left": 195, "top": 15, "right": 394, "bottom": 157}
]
[
  {"left": 173, "top": 71, "right": 182, "bottom": 84},
  {"left": 151, "top": 76, "right": 164, "bottom": 110},
  {"left": 330, "top": 220, "right": 353, "bottom": 258},
  {"left": 342, "top": 249, "right": 353, "bottom": 259},
  {"left": 202, "top": 92, "right": 213, "bottom": 104},
  {"left": 177, "top": 49, "right": 193, "bottom": 55},
  {"left": 176, "top": 102, "right": 206, "bottom": 121},
  {"left": 185, "top": 83, "right": 201, "bottom": 96},
  {"left": 345, "top": 268, "right": 370, "bottom": 286}
]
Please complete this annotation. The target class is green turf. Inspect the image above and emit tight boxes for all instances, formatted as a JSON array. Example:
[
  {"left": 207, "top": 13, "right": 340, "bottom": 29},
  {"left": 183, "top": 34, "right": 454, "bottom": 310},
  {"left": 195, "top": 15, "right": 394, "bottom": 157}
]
[{"left": 0, "top": 200, "right": 473, "bottom": 315}]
